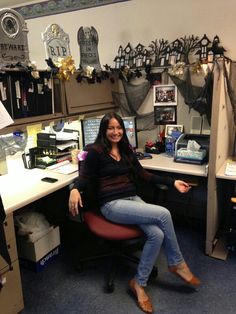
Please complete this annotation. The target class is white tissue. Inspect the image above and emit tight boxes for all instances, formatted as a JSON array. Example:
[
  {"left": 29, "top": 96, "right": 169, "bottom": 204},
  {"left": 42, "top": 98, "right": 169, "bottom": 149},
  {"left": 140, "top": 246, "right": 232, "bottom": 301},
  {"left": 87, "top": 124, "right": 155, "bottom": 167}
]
[{"left": 187, "top": 140, "right": 201, "bottom": 151}]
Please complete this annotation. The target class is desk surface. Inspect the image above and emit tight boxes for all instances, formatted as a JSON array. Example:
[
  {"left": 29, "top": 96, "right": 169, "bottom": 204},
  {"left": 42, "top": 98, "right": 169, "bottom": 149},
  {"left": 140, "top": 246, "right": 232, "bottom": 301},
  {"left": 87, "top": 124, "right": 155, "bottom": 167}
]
[
  {"left": 139, "top": 154, "right": 208, "bottom": 177},
  {"left": 1, "top": 153, "right": 207, "bottom": 215},
  {"left": 0, "top": 154, "right": 78, "bottom": 214},
  {"left": 217, "top": 158, "right": 236, "bottom": 180},
  {"left": 0, "top": 168, "right": 77, "bottom": 214}
]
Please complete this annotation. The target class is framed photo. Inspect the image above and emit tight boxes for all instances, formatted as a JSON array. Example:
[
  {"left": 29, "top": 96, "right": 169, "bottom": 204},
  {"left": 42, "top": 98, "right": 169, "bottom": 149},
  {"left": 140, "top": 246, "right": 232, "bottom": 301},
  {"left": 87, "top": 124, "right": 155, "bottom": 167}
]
[
  {"left": 165, "top": 124, "right": 183, "bottom": 137},
  {"left": 154, "top": 106, "right": 176, "bottom": 125},
  {"left": 153, "top": 84, "right": 177, "bottom": 106}
]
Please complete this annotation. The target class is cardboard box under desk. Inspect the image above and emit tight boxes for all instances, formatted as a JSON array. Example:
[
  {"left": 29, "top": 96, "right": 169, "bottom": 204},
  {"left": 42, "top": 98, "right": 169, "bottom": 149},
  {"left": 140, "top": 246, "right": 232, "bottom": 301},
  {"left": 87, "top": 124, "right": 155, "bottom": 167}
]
[{"left": 17, "top": 226, "right": 61, "bottom": 272}]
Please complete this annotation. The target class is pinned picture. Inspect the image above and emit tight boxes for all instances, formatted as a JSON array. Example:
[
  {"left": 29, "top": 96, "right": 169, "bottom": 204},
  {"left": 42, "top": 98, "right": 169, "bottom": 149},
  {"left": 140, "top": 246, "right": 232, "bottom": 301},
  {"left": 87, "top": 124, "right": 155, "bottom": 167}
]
[
  {"left": 165, "top": 124, "right": 183, "bottom": 137},
  {"left": 153, "top": 84, "right": 177, "bottom": 106},
  {"left": 154, "top": 106, "right": 176, "bottom": 125}
]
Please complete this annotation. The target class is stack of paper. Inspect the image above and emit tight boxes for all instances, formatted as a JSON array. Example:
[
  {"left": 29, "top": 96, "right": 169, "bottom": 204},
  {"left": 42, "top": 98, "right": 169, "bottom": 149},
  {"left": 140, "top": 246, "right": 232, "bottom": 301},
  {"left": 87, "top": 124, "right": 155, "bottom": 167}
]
[
  {"left": 0, "top": 100, "right": 14, "bottom": 130},
  {"left": 225, "top": 161, "right": 236, "bottom": 176},
  {"left": 47, "top": 160, "right": 78, "bottom": 175}
]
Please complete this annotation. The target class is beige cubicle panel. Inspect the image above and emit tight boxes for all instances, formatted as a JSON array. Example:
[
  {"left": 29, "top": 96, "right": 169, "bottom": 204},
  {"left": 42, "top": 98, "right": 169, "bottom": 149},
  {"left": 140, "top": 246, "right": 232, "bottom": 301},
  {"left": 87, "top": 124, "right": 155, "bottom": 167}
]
[
  {"left": 0, "top": 214, "right": 24, "bottom": 313},
  {"left": 206, "top": 61, "right": 235, "bottom": 258},
  {"left": 64, "top": 73, "right": 118, "bottom": 115},
  {"left": 0, "top": 261, "right": 24, "bottom": 314}
]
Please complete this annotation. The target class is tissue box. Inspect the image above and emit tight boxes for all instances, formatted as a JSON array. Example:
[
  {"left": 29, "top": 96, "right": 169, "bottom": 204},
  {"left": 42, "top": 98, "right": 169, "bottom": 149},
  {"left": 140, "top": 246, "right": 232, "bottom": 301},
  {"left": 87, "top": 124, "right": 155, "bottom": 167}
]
[
  {"left": 175, "top": 148, "right": 206, "bottom": 160},
  {"left": 17, "top": 226, "right": 60, "bottom": 272},
  {"left": 175, "top": 148, "right": 207, "bottom": 165}
]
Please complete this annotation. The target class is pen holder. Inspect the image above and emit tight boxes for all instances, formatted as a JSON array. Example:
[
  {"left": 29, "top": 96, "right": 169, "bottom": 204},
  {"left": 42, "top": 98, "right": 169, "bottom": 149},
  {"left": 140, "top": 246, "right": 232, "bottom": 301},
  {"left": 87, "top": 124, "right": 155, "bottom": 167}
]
[{"left": 22, "top": 153, "right": 33, "bottom": 169}]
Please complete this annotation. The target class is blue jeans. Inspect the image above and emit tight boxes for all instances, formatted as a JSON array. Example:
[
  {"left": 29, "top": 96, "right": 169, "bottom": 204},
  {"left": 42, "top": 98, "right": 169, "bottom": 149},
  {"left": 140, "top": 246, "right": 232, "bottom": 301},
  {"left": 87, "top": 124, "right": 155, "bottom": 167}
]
[{"left": 100, "top": 195, "right": 184, "bottom": 287}]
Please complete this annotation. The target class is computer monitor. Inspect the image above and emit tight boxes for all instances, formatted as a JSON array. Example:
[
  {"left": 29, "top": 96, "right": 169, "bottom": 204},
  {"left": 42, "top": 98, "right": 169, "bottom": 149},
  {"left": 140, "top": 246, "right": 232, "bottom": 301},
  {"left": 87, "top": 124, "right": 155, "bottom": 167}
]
[
  {"left": 123, "top": 116, "right": 138, "bottom": 149},
  {"left": 81, "top": 118, "right": 101, "bottom": 148},
  {"left": 81, "top": 116, "right": 138, "bottom": 149}
]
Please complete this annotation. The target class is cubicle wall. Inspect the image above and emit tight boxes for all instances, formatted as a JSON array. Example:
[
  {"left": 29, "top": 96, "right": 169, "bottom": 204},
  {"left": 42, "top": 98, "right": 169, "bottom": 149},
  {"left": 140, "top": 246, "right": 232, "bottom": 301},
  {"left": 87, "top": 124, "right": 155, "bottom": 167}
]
[{"left": 206, "top": 62, "right": 235, "bottom": 257}]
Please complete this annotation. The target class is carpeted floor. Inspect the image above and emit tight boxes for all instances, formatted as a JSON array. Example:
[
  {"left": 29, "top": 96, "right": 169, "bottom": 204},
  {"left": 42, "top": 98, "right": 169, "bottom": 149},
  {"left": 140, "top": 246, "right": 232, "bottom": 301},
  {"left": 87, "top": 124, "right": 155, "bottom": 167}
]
[{"left": 20, "top": 222, "right": 236, "bottom": 314}]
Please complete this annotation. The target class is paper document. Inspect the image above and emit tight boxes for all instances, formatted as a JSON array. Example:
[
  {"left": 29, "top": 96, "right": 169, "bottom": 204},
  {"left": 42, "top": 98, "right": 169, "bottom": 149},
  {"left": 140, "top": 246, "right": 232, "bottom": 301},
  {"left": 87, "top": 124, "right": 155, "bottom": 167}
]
[
  {"left": 55, "top": 132, "right": 78, "bottom": 141},
  {"left": 0, "top": 100, "right": 14, "bottom": 130},
  {"left": 47, "top": 160, "right": 78, "bottom": 174},
  {"left": 225, "top": 161, "right": 236, "bottom": 176},
  {"left": 56, "top": 141, "right": 77, "bottom": 151}
]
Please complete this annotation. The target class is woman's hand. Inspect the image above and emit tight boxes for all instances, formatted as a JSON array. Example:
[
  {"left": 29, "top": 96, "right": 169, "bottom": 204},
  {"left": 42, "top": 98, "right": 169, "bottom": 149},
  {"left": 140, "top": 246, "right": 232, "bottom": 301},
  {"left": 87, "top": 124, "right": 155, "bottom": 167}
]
[
  {"left": 69, "top": 189, "right": 83, "bottom": 216},
  {"left": 174, "top": 180, "right": 191, "bottom": 193}
]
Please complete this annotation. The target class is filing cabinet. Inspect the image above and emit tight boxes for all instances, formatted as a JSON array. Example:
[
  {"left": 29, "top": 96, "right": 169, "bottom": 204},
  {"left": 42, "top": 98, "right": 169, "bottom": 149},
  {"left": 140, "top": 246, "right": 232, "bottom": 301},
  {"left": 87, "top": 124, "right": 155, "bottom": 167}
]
[
  {"left": 0, "top": 261, "right": 24, "bottom": 314},
  {"left": 0, "top": 214, "right": 24, "bottom": 314}
]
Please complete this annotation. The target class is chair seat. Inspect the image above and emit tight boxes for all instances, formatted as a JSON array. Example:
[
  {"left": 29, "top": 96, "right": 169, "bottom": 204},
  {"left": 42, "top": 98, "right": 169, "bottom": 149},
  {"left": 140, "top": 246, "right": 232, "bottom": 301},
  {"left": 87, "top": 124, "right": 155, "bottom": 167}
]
[{"left": 84, "top": 211, "right": 143, "bottom": 240}]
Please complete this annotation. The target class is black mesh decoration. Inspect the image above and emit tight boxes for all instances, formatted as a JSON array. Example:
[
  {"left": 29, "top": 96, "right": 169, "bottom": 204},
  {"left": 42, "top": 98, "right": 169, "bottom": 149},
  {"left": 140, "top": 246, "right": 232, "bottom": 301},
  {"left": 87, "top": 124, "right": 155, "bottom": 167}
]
[
  {"left": 112, "top": 91, "right": 131, "bottom": 117},
  {"left": 122, "top": 80, "right": 150, "bottom": 113},
  {"left": 169, "top": 68, "right": 202, "bottom": 104},
  {"left": 112, "top": 79, "right": 155, "bottom": 131},
  {"left": 169, "top": 67, "right": 213, "bottom": 125}
]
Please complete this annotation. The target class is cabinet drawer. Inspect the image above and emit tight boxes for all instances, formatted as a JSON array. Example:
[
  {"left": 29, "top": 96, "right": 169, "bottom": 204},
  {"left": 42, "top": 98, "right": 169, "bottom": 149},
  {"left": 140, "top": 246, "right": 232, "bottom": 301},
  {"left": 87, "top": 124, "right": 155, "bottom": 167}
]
[
  {"left": 0, "top": 260, "right": 24, "bottom": 314},
  {"left": 0, "top": 238, "right": 18, "bottom": 270},
  {"left": 3, "top": 214, "right": 15, "bottom": 242}
]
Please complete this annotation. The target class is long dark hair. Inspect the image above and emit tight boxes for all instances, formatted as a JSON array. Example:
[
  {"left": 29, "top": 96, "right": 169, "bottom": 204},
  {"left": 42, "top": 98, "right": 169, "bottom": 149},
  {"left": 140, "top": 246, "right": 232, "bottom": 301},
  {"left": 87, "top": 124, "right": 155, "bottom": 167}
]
[
  {"left": 95, "top": 112, "right": 137, "bottom": 181},
  {"left": 94, "top": 112, "right": 132, "bottom": 155}
]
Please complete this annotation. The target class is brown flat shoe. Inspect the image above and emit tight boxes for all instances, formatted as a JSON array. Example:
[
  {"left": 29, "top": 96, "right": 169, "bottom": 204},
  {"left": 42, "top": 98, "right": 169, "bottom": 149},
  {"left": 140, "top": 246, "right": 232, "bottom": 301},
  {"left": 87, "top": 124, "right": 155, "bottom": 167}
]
[
  {"left": 129, "top": 279, "right": 153, "bottom": 314},
  {"left": 168, "top": 265, "right": 201, "bottom": 289}
]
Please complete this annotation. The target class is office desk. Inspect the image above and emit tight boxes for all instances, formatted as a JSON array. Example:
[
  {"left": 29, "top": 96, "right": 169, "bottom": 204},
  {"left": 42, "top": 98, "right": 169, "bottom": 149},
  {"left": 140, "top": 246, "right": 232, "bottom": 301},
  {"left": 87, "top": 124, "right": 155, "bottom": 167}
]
[
  {"left": 140, "top": 153, "right": 208, "bottom": 217},
  {"left": 216, "top": 159, "right": 236, "bottom": 180},
  {"left": 0, "top": 167, "right": 77, "bottom": 215},
  {"left": 140, "top": 154, "right": 208, "bottom": 177},
  {"left": 1, "top": 153, "right": 207, "bottom": 214},
  {"left": 214, "top": 159, "right": 236, "bottom": 259},
  {"left": 0, "top": 157, "right": 77, "bottom": 314},
  {"left": 0, "top": 153, "right": 207, "bottom": 313}
]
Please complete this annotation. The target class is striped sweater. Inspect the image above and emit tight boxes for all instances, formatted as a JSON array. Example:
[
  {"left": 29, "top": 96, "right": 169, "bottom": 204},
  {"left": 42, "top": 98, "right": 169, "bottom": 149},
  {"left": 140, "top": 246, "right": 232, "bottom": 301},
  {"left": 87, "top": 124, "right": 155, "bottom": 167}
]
[{"left": 72, "top": 145, "right": 174, "bottom": 205}]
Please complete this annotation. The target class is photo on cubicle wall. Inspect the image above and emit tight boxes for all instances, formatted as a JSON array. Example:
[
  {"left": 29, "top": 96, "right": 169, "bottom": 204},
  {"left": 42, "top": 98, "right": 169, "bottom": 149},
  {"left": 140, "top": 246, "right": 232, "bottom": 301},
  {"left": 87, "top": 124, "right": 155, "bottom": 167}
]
[
  {"left": 153, "top": 84, "right": 177, "bottom": 106},
  {"left": 165, "top": 124, "right": 183, "bottom": 137},
  {"left": 154, "top": 106, "right": 176, "bottom": 125}
]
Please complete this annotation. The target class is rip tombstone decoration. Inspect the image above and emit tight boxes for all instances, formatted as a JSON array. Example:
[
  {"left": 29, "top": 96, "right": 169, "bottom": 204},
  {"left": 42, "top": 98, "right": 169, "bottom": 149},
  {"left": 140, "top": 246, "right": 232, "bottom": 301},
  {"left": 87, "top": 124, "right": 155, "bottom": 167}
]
[
  {"left": 0, "top": 8, "right": 30, "bottom": 67},
  {"left": 42, "top": 23, "right": 71, "bottom": 63}
]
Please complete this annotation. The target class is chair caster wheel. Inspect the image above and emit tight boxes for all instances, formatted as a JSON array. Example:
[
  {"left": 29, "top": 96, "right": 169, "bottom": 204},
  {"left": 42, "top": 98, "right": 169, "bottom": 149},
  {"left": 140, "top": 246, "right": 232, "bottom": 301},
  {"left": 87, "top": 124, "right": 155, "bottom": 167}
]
[
  {"left": 105, "top": 283, "right": 114, "bottom": 293},
  {"left": 150, "top": 267, "right": 158, "bottom": 278}
]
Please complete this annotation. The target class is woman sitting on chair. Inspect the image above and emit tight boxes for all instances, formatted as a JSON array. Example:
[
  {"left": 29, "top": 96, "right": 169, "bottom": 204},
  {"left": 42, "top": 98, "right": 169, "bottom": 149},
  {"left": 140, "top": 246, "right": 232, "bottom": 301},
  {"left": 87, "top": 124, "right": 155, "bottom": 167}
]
[{"left": 69, "top": 112, "right": 200, "bottom": 314}]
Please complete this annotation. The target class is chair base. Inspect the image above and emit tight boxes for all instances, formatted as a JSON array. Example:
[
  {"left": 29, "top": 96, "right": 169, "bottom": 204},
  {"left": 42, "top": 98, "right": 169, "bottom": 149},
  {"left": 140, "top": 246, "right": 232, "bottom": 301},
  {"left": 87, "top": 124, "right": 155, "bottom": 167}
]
[{"left": 76, "top": 249, "right": 158, "bottom": 293}]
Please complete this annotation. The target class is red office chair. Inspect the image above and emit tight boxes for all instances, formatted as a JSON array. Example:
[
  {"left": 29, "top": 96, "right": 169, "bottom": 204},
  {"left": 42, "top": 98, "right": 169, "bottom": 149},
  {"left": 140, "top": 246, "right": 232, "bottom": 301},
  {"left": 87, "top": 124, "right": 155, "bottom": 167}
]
[
  {"left": 80, "top": 209, "right": 153, "bottom": 293},
  {"left": 74, "top": 180, "right": 158, "bottom": 292}
]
